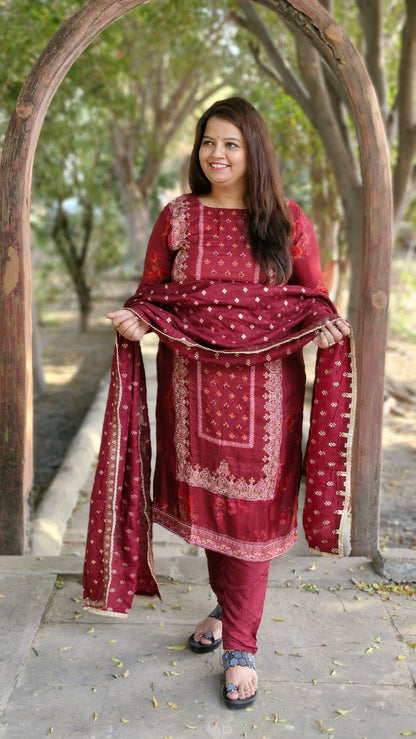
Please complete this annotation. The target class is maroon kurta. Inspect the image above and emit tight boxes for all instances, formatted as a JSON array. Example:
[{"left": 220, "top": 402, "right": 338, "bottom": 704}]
[
  {"left": 139, "top": 195, "right": 331, "bottom": 560},
  {"left": 83, "top": 195, "right": 355, "bottom": 617}
]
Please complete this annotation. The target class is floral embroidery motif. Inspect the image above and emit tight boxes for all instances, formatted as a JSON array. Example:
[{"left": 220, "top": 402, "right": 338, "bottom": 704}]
[
  {"left": 170, "top": 196, "right": 190, "bottom": 282},
  {"left": 173, "top": 354, "right": 283, "bottom": 501},
  {"left": 153, "top": 508, "right": 298, "bottom": 561},
  {"left": 196, "top": 363, "right": 256, "bottom": 447}
]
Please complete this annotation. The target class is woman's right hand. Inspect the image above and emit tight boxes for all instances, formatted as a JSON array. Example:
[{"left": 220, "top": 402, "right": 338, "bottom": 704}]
[{"left": 106, "top": 309, "right": 149, "bottom": 342}]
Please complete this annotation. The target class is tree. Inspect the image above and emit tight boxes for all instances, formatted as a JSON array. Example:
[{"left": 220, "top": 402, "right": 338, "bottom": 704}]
[
  {"left": 231, "top": 0, "right": 416, "bottom": 326},
  {"left": 0, "top": 0, "right": 240, "bottom": 292},
  {"left": 32, "top": 94, "right": 127, "bottom": 331},
  {"left": 76, "top": 1, "right": 238, "bottom": 270}
]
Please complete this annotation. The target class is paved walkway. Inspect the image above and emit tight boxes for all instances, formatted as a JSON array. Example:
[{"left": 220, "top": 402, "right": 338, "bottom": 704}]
[
  {"left": 1, "top": 549, "right": 416, "bottom": 738},
  {"left": 1, "top": 338, "right": 416, "bottom": 738}
]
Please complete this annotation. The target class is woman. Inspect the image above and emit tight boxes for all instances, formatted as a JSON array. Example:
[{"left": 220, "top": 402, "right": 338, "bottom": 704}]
[{"left": 83, "top": 97, "right": 353, "bottom": 708}]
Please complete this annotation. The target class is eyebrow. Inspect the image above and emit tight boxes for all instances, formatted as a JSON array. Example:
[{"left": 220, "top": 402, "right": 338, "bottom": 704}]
[{"left": 202, "top": 135, "right": 242, "bottom": 143}]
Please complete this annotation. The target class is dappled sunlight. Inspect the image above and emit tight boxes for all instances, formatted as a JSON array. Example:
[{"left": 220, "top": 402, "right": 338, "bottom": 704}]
[{"left": 43, "top": 363, "right": 80, "bottom": 386}]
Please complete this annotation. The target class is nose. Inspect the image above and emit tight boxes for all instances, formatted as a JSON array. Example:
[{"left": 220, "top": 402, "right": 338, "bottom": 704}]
[{"left": 211, "top": 140, "right": 226, "bottom": 157}]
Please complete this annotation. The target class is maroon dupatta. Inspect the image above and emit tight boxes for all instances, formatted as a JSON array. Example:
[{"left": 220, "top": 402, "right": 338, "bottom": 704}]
[{"left": 83, "top": 280, "right": 355, "bottom": 617}]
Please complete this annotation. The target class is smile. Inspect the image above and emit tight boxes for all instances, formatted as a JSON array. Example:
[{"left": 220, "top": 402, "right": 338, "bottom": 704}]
[{"left": 210, "top": 163, "right": 229, "bottom": 169}]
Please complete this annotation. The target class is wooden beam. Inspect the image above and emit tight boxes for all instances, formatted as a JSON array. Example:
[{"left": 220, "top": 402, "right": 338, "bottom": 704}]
[
  {"left": 0, "top": 0, "right": 148, "bottom": 553},
  {"left": 259, "top": 0, "right": 392, "bottom": 556},
  {"left": 0, "top": 0, "right": 392, "bottom": 556}
]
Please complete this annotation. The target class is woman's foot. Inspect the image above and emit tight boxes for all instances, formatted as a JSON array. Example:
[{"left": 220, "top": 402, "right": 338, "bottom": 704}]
[
  {"left": 222, "top": 650, "right": 257, "bottom": 708},
  {"left": 188, "top": 604, "right": 223, "bottom": 653}
]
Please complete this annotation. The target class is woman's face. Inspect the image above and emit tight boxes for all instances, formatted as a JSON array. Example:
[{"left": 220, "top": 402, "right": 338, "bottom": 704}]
[{"left": 198, "top": 116, "right": 247, "bottom": 194}]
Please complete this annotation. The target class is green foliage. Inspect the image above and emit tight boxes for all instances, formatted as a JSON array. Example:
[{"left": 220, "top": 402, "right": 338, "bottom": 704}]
[{"left": 0, "top": 0, "right": 413, "bottom": 321}]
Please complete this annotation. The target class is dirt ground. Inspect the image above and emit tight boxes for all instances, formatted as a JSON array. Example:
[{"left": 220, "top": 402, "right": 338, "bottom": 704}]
[{"left": 33, "top": 275, "right": 416, "bottom": 549}]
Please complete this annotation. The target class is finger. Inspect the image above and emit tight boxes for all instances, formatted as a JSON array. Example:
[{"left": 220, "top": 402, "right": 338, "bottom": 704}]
[{"left": 335, "top": 318, "right": 351, "bottom": 336}]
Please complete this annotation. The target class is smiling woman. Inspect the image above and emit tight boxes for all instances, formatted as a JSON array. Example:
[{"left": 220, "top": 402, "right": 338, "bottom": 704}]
[
  {"left": 198, "top": 118, "right": 248, "bottom": 208},
  {"left": 84, "top": 95, "right": 354, "bottom": 709}
]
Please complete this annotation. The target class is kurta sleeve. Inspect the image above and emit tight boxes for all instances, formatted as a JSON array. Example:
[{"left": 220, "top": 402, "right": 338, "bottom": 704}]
[
  {"left": 288, "top": 200, "right": 328, "bottom": 294},
  {"left": 141, "top": 205, "right": 174, "bottom": 284}
]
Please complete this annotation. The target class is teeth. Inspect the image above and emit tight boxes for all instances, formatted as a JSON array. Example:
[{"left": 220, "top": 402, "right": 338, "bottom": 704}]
[{"left": 211, "top": 163, "right": 227, "bottom": 169}]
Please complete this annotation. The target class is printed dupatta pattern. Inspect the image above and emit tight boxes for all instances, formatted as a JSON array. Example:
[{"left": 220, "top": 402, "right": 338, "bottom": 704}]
[{"left": 83, "top": 280, "right": 356, "bottom": 617}]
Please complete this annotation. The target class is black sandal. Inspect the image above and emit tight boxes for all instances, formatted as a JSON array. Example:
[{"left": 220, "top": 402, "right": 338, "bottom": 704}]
[
  {"left": 222, "top": 650, "right": 257, "bottom": 709},
  {"left": 188, "top": 604, "right": 223, "bottom": 653}
]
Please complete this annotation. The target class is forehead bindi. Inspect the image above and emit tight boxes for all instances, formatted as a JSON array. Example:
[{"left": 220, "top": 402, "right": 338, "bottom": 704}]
[{"left": 203, "top": 117, "right": 243, "bottom": 143}]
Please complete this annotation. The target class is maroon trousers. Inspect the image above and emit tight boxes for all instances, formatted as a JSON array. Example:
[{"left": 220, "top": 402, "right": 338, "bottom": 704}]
[{"left": 205, "top": 550, "right": 270, "bottom": 654}]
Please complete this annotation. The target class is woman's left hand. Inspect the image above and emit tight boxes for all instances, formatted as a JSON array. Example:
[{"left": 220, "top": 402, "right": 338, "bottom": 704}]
[{"left": 312, "top": 318, "right": 351, "bottom": 349}]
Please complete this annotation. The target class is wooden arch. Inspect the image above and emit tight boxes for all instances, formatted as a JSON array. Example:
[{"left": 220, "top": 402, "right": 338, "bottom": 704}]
[{"left": 0, "top": 0, "right": 392, "bottom": 556}]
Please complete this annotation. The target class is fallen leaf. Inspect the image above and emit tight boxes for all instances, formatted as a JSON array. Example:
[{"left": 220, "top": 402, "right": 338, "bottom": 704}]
[
  {"left": 108, "top": 640, "right": 117, "bottom": 644},
  {"left": 186, "top": 726, "right": 198, "bottom": 730},
  {"left": 152, "top": 696, "right": 159, "bottom": 708},
  {"left": 167, "top": 701, "right": 177, "bottom": 709},
  {"left": 165, "top": 644, "right": 187, "bottom": 651},
  {"left": 147, "top": 602, "right": 157, "bottom": 609},
  {"left": 401, "top": 732, "right": 416, "bottom": 736},
  {"left": 335, "top": 709, "right": 348, "bottom": 715},
  {"left": 271, "top": 617, "right": 285, "bottom": 622},
  {"left": 306, "top": 584, "right": 321, "bottom": 594},
  {"left": 312, "top": 679, "right": 318, "bottom": 685},
  {"left": 92, "top": 713, "right": 98, "bottom": 723},
  {"left": 120, "top": 718, "right": 130, "bottom": 723},
  {"left": 59, "top": 646, "right": 71, "bottom": 652},
  {"left": 47, "top": 730, "right": 54, "bottom": 735},
  {"left": 316, "top": 719, "right": 334, "bottom": 733},
  {"left": 87, "top": 628, "right": 95, "bottom": 634},
  {"left": 271, "top": 714, "right": 288, "bottom": 723},
  {"left": 330, "top": 669, "right": 337, "bottom": 676},
  {"left": 55, "top": 577, "right": 64, "bottom": 589},
  {"left": 74, "top": 614, "right": 83, "bottom": 620},
  {"left": 171, "top": 661, "right": 177, "bottom": 667},
  {"left": 397, "top": 655, "right": 408, "bottom": 661},
  {"left": 71, "top": 596, "right": 82, "bottom": 603},
  {"left": 406, "top": 642, "right": 416, "bottom": 649},
  {"left": 366, "top": 647, "right": 373, "bottom": 654},
  {"left": 307, "top": 564, "right": 316, "bottom": 571},
  {"left": 333, "top": 660, "right": 344, "bottom": 666}
]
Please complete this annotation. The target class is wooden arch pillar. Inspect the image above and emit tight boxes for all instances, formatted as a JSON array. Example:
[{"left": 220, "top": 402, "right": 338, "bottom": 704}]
[{"left": 0, "top": 0, "right": 391, "bottom": 555}]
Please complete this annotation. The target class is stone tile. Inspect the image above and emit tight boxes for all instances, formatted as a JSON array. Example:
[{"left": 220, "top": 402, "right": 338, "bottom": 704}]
[{"left": 0, "top": 573, "right": 56, "bottom": 712}]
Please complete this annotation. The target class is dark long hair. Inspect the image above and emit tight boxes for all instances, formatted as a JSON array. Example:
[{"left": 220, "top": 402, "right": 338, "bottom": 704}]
[{"left": 189, "top": 97, "right": 292, "bottom": 283}]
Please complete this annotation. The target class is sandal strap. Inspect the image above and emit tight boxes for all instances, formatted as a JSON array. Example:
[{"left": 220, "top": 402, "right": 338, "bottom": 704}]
[
  {"left": 222, "top": 650, "right": 256, "bottom": 670},
  {"left": 209, "top": 604, "right": 223, "bottom": 621}
]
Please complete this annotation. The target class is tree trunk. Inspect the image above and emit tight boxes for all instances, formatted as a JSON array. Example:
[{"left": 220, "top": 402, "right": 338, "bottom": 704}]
[
  {"left": 74, "top": 269, "right": 91, "bottom": 333},
  {"left": 111, "top": 126, "right": 150, "bottom": 273},
  {"left": 124, "top": 197, "right": 151, "bottom": 276},
  {"left": 32, "top": 299, "right": 48, "bottom": 397},
  {"left": 309, "top": 151, "right": 341, "bottom": 300}
]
